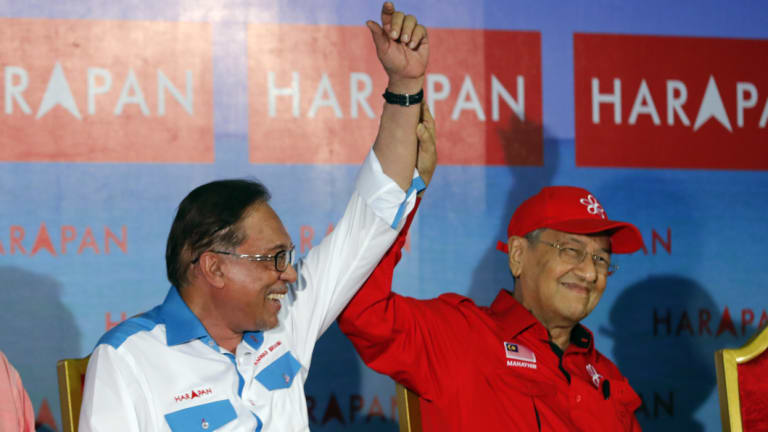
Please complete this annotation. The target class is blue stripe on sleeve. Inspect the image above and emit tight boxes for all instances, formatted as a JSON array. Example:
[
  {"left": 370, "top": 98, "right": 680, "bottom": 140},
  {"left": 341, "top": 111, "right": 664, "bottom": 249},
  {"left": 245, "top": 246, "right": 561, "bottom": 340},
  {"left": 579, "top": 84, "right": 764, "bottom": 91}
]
[{"left": 390, "top": 176, "right": 426, "bottom": 229}]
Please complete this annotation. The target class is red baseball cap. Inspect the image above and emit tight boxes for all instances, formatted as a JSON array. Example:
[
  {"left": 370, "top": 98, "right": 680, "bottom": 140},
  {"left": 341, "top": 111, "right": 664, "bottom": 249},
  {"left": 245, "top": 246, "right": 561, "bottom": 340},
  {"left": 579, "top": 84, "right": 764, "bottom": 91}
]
[{"left": 496, "top": 186, "right": 643, "bottom": 254}]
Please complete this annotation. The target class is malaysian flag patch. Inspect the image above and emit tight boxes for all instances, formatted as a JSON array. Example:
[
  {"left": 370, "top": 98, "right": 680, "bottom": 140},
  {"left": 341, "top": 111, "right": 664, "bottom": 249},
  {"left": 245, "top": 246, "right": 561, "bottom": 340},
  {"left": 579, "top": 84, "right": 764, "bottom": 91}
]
[{"left": 504, "top": 342, "right": 537, "bottom": 363}]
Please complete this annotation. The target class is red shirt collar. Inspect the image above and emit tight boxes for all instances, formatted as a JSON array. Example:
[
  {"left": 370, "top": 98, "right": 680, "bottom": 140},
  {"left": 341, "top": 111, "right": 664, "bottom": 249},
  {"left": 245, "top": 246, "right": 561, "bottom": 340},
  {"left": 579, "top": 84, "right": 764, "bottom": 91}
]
[
  {"left": 488, "top": 289, "right": 546, "bottom": 340},
  {"left": 488, "top": 289, "right": 595, "bottom": 353}
]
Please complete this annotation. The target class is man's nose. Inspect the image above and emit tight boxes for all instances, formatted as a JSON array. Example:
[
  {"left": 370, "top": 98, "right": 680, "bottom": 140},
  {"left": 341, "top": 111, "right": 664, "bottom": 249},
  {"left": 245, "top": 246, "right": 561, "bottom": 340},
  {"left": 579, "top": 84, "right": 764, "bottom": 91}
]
[
  {"left": 280, "top": 262, "right": 298, "bottom": 283},
  {"left": 573, "top": 254, "right": 598, "bottom": 282}
]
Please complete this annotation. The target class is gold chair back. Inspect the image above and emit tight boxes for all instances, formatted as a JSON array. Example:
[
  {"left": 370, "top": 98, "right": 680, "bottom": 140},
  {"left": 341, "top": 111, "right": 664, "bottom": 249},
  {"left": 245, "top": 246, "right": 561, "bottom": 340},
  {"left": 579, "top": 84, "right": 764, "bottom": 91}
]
[
  {"left": 714, "top": 325, "right": 768, "bottom": 432},
  {"left": 56, "top": 356, "right": 90, "bottom": 432},
  {"left": 395, "top": 382, "right": 422, "bottom": 432}
]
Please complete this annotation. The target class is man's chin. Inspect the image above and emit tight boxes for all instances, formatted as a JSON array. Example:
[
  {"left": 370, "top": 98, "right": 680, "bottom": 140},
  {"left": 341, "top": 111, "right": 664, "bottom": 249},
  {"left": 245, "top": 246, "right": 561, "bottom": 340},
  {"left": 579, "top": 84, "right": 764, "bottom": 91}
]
[
  {"left": 557, "top": 304, "right": 590, "bottom": 324},
  {"left": 251, "top": 316, "right": 280, "bottom": 332},
  {"left": 265, "top": 316, "right": 281, "bottom": 330}
]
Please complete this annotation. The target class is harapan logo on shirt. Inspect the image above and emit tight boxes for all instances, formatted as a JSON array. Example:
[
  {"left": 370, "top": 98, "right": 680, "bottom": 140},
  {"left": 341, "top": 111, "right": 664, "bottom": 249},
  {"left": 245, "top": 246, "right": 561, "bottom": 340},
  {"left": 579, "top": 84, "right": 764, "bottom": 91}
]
[
  {"left": 173, "top": 387, "right": 213, "bottom": 403},
  {"left": 504, "top": 341, "right": 537, "bottom": 369}
]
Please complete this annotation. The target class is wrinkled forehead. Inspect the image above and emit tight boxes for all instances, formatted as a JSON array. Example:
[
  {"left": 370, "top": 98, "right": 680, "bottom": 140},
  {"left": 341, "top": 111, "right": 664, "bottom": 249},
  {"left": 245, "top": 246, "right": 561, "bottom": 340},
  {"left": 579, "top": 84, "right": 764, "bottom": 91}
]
[{"left": 541, "top": 228, "right": 612, "bottom": 253}]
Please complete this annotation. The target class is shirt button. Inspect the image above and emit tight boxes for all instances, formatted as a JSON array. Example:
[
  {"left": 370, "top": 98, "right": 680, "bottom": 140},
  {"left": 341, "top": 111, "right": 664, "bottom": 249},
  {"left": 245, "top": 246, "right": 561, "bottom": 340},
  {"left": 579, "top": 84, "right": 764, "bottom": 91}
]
[
  {"left": 576, "top": 394, "right": 582, "bottom": 403},
  {"left": 207, "top": 340, "right": 215, "bottom": 347}
]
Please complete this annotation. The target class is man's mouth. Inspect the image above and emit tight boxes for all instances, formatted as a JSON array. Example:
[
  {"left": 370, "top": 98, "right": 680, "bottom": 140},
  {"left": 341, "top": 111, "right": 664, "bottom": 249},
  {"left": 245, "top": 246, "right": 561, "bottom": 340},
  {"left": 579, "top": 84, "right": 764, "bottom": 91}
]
[
  {"left": 562, "top": 282, "right": 589, "bottom": 295},
  {"left": 266, "top": 292, "right": 285, "bottom": 301}
]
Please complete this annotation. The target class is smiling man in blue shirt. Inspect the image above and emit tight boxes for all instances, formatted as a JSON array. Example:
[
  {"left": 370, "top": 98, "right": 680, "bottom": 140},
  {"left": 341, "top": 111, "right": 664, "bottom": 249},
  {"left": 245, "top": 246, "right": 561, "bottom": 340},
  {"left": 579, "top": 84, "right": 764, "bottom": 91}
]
[{"left": 79, "top": 3, "right": 435, "bottom": 430}]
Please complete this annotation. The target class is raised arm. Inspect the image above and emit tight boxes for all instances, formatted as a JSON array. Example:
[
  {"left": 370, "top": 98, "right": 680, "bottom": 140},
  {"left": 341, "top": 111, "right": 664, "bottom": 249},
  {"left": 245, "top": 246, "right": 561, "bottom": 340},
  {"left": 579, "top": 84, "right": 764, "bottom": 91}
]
[
  {"left": 370, "top": 1, "right": 429, "bottom": 191},
  {"left": 338, "top": 102, "right": 441, "bottom": 397},
  {"left": 286, "top": 5, "right": 433, "bottom": 366}
]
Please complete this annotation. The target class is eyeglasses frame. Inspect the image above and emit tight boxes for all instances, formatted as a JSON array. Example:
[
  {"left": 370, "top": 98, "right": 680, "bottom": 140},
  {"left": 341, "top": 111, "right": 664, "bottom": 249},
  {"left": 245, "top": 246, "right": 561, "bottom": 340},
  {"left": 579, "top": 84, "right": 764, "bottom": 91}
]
[
  {"left": 531, "top": 239, "right": 618, "bottom": 276},
  {"left": 207, "top": 245, "right": 295, "bottom": 272}
]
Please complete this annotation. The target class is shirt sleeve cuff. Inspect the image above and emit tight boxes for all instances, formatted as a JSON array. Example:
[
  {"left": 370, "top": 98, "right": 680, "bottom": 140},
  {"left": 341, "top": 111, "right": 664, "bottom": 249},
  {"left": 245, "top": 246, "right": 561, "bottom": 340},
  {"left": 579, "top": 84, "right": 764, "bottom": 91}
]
[{"left": 354, "top": 149, "right": 423, "bottom": 230}]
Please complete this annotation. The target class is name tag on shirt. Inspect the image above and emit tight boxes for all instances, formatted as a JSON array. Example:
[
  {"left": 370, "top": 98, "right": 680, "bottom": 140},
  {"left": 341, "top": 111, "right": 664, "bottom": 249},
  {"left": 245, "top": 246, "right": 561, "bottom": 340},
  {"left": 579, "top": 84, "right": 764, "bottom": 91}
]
[{"left": 504, "top": 342, "right": 537, "bottom": 369}]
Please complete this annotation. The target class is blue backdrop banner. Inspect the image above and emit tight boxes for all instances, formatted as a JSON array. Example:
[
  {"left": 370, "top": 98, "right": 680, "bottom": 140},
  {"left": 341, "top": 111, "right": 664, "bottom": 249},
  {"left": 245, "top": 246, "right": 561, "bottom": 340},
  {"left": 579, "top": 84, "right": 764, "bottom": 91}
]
[{"left": 1, "top": 1, "right": 767, "bottom": 430}]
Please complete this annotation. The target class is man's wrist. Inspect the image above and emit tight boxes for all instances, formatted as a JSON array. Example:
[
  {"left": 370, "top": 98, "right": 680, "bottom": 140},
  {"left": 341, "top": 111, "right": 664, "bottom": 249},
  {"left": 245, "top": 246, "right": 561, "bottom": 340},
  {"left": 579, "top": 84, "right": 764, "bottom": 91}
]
[
  {"left": 386, "top": 76, "right": 425, "bottom": 95},
  {"left": 383, "top": 89, "right": 423, "bottom": 107}
]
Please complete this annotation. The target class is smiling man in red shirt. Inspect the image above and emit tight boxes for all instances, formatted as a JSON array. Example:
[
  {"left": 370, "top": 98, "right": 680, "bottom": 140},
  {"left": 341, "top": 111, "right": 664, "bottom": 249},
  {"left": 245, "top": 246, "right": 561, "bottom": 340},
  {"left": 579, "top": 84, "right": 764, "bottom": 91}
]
[{"left": 339, "top": 186, "right": 645, "bottom": 431}]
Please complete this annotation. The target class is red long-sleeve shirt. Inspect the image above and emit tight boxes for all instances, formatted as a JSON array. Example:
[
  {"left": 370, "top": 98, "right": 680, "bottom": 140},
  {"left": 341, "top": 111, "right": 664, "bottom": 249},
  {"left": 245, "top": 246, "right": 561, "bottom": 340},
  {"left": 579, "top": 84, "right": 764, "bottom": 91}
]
[{"left": 338, "top": 204, "right": 642, "bottom": 431}]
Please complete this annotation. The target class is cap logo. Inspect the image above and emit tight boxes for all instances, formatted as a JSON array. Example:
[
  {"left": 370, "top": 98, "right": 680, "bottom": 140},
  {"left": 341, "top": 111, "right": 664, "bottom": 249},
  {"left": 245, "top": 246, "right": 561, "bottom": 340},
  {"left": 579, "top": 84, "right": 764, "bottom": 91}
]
[{"left": 579, "top": 194, "right": 606, "bottom": 219}]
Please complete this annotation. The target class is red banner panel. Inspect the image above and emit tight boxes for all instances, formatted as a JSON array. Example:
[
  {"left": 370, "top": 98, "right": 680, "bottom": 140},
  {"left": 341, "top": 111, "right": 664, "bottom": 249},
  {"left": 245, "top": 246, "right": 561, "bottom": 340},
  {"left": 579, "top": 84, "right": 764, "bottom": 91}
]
[
  {"left": 248, "top": 25, "right": 541, "bottom": 165},
  {"left": 574, "top": 33, "right": 768, "bottom": 170},
  {"left": 0, "top": 19, "right": 213, "bottom": 163}
]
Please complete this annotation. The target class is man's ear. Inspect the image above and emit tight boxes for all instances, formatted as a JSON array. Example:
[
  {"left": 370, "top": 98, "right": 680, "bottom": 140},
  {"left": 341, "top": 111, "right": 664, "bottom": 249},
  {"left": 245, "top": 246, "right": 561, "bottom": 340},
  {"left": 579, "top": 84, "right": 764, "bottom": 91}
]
[
  {"left": 197, "top": 252, "right": 226, "bottom": 288},
  {"left": 507, "top": 236, "right": 527, "bottom": 278}
]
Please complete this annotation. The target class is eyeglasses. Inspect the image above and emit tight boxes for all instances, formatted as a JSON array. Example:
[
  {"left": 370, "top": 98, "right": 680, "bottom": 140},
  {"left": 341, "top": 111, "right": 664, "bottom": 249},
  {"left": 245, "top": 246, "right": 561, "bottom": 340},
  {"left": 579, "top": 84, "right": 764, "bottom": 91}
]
[
  {"left": 532, "top": 240, "right": 617, "bottom": 276},
  {"left": 210, "top": 245, "right": 295, "bottom": 272}
]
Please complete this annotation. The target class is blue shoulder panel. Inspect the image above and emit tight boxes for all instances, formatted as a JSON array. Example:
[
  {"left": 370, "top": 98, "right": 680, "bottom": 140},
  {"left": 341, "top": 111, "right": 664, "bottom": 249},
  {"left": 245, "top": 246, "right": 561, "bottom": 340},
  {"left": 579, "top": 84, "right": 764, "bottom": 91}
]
[{"left": 94, "top": 306, "right": 162, "bottom": 350}]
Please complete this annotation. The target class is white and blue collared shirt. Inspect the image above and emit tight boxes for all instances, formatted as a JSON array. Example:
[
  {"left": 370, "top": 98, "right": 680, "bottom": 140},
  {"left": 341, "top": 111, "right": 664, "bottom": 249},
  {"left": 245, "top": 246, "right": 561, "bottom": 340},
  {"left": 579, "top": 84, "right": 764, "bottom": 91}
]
[{"left": 79, "top": 150, "right": 422, "bottom": 431}]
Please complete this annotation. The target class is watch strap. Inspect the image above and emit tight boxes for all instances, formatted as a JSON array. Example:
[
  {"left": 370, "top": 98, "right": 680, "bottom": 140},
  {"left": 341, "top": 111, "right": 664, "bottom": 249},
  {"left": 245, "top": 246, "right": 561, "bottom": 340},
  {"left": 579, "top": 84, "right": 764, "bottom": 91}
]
[{"left": 382, "top": 89, "right": 424, "bottom": 107}]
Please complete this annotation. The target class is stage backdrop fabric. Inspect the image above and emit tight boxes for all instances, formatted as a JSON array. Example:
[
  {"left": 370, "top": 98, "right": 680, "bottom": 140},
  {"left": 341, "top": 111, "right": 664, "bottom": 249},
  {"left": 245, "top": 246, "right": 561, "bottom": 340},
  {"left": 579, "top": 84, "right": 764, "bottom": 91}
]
[{"left": 1, "top": 1, "right": 767, "bottom": 430}]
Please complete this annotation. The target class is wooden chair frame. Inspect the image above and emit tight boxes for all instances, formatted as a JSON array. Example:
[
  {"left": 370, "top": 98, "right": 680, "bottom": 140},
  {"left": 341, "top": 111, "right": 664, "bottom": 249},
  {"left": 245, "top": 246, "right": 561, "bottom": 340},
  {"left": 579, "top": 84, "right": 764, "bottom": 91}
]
[
  {"left": 395, "top": 382, "right": 422, "bottom": 432},
  {"left": 57, "top": 356, "right": 90, "bottom": 432},
  {"left": 714, "top": 326, "right": 768, "bottom": 432}
]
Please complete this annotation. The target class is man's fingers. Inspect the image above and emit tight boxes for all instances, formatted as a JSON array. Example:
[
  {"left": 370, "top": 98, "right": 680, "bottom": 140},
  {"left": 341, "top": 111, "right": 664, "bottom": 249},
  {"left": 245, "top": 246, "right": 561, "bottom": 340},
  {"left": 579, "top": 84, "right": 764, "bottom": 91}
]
[
  {"left": 381, "top": 1, "right": 395, "bottom": 33},
  {"left": 389, "top": 11, "right": 405, "bottom": 40},
  {"left": 417, "top": 102, "right": 435, "bottom": 151},
  {"left": 417, "top": 120, "right": 435, "bottom": 152},
  {"left": 400, "top": 14, "right": 417, "bottom": 44},
  {"left": 366, "top": 20, "right": 388, "bottom": 51},
  {"left": 417, "top": 123, "right": 433, "bottom": 150},
  {"left": 421, "top": 102, "right": 436, "bottom": 136},
  {"left": 409, "top": 24, "right": 428, "bottom": 50},
  {"left": 416, "top": 103, "right": 438, "bottom": 189}
]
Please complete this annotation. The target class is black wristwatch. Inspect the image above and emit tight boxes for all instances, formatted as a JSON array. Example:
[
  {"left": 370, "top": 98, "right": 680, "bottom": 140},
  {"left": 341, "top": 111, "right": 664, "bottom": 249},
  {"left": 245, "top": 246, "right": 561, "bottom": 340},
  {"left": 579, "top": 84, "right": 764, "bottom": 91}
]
[{"left": 382, "top": 89, "right": 424, "bottom": 107}]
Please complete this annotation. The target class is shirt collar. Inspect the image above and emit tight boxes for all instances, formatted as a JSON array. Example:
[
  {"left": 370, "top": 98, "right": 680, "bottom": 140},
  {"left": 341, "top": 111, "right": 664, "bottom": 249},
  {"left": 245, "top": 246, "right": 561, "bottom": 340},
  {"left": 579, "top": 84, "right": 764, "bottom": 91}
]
[
  {"left": 158, "top": 286, "right": 210, "bottom": 346},
  {"left": 489, "top": 289, "right": 544, "bottom": 339},
  {"left": 568, "top": 323, "right": 594, "bottom": 351},
  {"left": 489, "top": 289, "right": 596, "bottom": 351}
]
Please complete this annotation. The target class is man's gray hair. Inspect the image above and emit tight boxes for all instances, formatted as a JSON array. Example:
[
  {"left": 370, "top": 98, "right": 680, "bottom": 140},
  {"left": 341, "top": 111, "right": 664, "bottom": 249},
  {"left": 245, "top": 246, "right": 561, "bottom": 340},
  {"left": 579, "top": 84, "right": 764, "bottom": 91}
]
[{"left": 524, "top": 228, "right": 545, "bottom": 244}]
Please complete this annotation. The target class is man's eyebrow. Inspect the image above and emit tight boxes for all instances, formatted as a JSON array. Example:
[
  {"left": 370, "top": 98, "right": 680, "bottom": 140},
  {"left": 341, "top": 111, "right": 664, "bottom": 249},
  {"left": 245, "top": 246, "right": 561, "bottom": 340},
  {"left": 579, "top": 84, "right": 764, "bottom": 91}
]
[
  {"left": 263, "top": 241, "right": 293, "bottom": 252},
  {"left": 562, "top": 235, "right": 611, "bottom": 255},
  {"left": 561, "top": 236, "right": 586, "bottom": 246}
]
